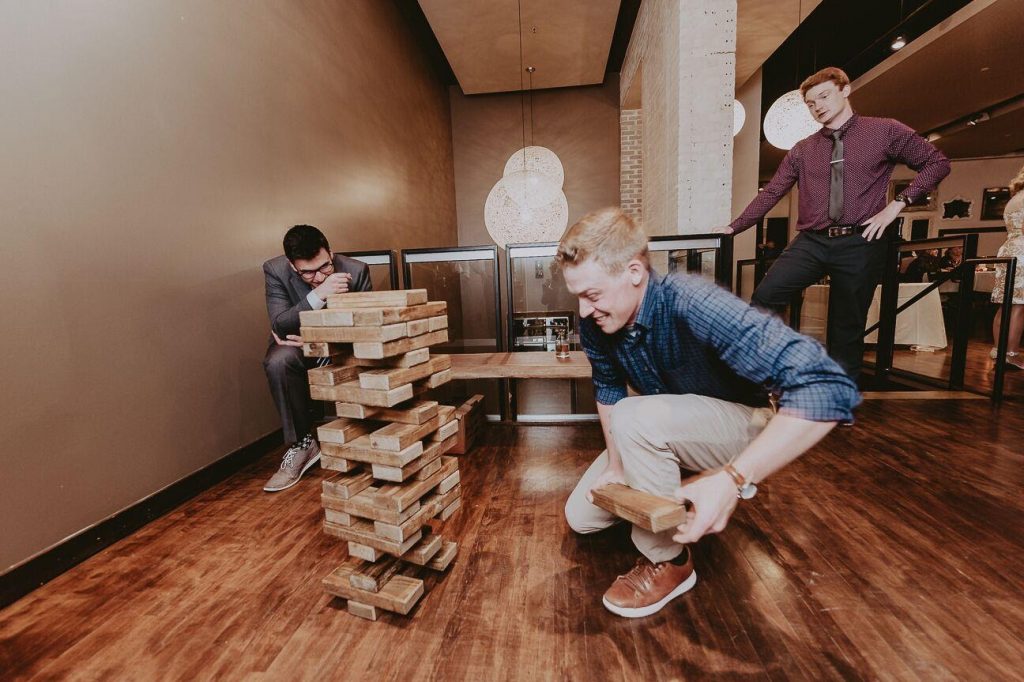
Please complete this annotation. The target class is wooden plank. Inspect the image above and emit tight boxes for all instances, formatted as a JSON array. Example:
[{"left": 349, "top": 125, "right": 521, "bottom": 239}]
[
  {"left": 352, "top": 301, "right": 446, "bottom": 326},
  {"left": 346, "top": 601, "right": 378, "bottom": 621},
  {"left": 371, "top": 436, "right": 456, "bottom": 483},
  {"left": 349, "top": 556, "right": 402, "bottom": 593},
  {"left": 307, "top": 364, "right": 362, "bottom": 387},
  {"left": 406, "top": 318, "right": 430, "bottom": 337},
  {"left": 437, "top": 497, "right": 461, "bottom": 522},
  {"left": 449, "top": 351, "right": 592, "bottom": 380},
  {"left": 329, "top": 436, "right": 423, "bottom": 468},
  {"left": 320, "top": 455, "right": 353, "bottom": 473},
  {"left": 335, "top": 400, "right": 439, "bottom": 424},
  {"left": 347, "top": 542, "right": 382, "bottom": 562},
  {"left": 299, "top": 309, "right": 355, "bottom": 327},
  {"left": 428, "top": 315, "right": 448, "bottom": 332},
  {"left": 425, "top": 541, "right": 458, "bottom": 571},
  {"left": 368, "top": 406, "right": 455, "bottom": 452},
  {"left": 358, "top": 355, "right": 451, "bottom": 391},
  {"left": 301, "top": 323, "right": 408, "bottom": 344},
  {"left": 423, "top": 368, "right": 451, "bottom": 389},
  {"left": 316, "top": 418, "right": 374, "bottom": 445},
  {"left": 332, "top": 347, "right": 431, "bottom": 369},
  {"left": 321, "top": 491, "right": 421, "bottom": 526},
  {"left": 368, "top": 456, "right": 459, "bottom": 512},
  {"left": 323, "top": 560, "right": 424, "bottom": 615},
  {"left": 430, "top": 419, "right": 460, "bottom": 442},
  {"left": 302, "top": 342, "right": 346, "bottom": 358},
  {"left": 402, "top": 534, "right": 443, "bottom": 566},
  {"left": 590, "top": 483, "right": 686, "bottom": 534},
  {"left": 454, "top": 394, "right": 485, "bottom": 419},
  {"left": 437, "top": 471, "right": 460, "bottom": 495},
  {"left": 414, "top": 458, "right": 442, "bottom": 481},
  {"left": 324, "top": 509, "right": 352, "bottom": 526},
  {"left": 322, "top": 468, "right": 373, "bottom": 500},
  {"left": 323, "top": 518, "right": 422, "bottom": 555},
  {"left": 310, "top": 380, "right": 414, "bottom": 407},
  {"left": 326, "top": 290, "right": 428, "bottom": 309},
  {"left": 373, "top": 486, "right": 461, "bottom": 543},
  {"left": 354, "top": 329, "right": 448, "bottom": 360}
]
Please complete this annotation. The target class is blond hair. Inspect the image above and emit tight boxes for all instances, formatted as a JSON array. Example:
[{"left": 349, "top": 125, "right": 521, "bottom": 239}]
[
  {"left": 800, "top": 67, "right": 850, "bottom": 97},
  {"left": 555, "top": 207, "right": 648, "bottom": 273},
  {"left": 1010, "top": 164, "right": 1024, "bottom": 197}
]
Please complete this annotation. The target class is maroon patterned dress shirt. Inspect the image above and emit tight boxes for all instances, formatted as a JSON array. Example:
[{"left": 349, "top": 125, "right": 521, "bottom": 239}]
[{"left": 730, "top": 114, "right": 950, "bottom": 234}]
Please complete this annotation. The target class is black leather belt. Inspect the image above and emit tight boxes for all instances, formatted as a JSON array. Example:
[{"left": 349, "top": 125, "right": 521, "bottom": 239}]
[{"left": 823, "top": 224, "right": 866, "bottom": 238}]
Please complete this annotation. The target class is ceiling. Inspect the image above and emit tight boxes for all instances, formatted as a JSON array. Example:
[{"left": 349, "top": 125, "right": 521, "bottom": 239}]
[
  {"left": 761, "top": 0, "right": 1024, "bottom": 175},
  {"left": 735, "top": 0, "right": 822, "bottom": 88},
  {"left": 416, "top": 0, "right": 621, "bottom": 95}
]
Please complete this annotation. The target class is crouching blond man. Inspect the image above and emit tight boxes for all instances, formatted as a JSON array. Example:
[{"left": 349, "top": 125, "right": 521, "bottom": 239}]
[{"left": 558, "top": 208, "right": 859, "bottom": 618}]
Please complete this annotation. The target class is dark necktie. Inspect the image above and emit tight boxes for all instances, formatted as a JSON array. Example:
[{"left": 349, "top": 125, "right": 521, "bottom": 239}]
[{"left": 829, "top": 130, "right": 844, "bottom": 223}]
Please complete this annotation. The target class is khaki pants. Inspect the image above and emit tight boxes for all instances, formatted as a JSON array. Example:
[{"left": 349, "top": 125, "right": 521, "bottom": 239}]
[{"left": 564, "top": 394, "right": 772, "bottom": 563}]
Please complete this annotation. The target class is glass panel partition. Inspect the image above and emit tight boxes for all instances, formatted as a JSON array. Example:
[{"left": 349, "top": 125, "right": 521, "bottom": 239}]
[{"left": 346, "top": 250, "right": 399, "bottom": 290}]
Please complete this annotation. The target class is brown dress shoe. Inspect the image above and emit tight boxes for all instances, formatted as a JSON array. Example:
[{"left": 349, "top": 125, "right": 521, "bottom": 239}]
[{"left": 602, "top": 547, "right": 697, "bottom": 618}]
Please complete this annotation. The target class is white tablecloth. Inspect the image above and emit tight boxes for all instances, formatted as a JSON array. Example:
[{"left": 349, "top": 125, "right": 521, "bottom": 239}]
[{"left": 803, "top": 283, "right": 947, "bottom": 349}]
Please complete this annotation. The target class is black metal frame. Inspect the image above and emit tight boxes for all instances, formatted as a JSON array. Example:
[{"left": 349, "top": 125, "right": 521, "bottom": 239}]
[
  {"left": 647, "top": 233, "right": 734, "bottom": 289},
  {"left": 345, "top": 249, "right": 400, "bottom": 290}
]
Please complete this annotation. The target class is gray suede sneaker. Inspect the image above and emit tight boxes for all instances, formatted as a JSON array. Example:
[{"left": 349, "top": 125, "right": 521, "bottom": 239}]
[{"left": 263, "top": 435, "right": 321, "bottom": 492}]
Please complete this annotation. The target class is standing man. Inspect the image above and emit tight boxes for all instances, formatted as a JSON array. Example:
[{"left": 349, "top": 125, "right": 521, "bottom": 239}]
[
  {"left": 560, "top": 207, "right": 859, "bottom": 618},
  {"left": 262, "top": 224, "right": 371, "bottom": 492},
  {"left": 726, "top": 67, "right": 950, "bottom": 379}
]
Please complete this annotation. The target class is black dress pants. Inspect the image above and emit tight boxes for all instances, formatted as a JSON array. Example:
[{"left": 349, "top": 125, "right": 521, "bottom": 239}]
[
  {"left": 751, "top": 230, "right": 890, "bottom": 380},
  {"left": 263, "top": 344, "right": 322, "bottom": 444}
]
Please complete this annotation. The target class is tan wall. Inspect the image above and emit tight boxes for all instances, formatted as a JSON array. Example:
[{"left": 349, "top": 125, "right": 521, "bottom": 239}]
[
  {"left": 449, "top": 79, "right": 621, "bottom": 245},
  {"left": 0, "top": 0, "right": 456, "bottom": 572}
]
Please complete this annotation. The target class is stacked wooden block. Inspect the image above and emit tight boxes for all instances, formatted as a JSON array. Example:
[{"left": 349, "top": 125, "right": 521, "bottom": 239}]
[{"left": 300, "top": 289, "right": 462, "bottom": 620}]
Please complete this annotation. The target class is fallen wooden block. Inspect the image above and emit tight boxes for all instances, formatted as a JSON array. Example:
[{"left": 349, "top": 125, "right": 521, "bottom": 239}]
[
  {"left": 366, "top": 456, "right": 459, "bottom": 512},
  {"left": 327, "top": 290, "right": 428, "bottom": 309},
  {"left": 307, "top": 364, "right": 362, "bottom": 387},
  {"left": 323, "top": 560, "right": 424, "bottom": 615},
  {"left": 317, "top": 418, "right": 375, "bottom": 445},
  {"left": 590, "top": 483, "right": 686, "bottom": 534},
  {"left": 368, "top": 406, "right": 455, "bottom": 452},
  {"left": 336, "top": 399, "right": 439, "bottom": 424},
  {"left": 301, "top": 323, "right": 409, "bottom": 344},
  {"left": 346, "top": 601, "right": 378, "bottom": 621},
  {"left": 358, "top": 355, "right": 451, "bottom": 391},
  {"left": 354, "top": 329, "right": 448, "bottom": 360},
  {"left": 351, "top": 301, "right": 447, "bottom": 326},
  {"left": 371, "top": 436, "right": 456, "bottom": 483}
]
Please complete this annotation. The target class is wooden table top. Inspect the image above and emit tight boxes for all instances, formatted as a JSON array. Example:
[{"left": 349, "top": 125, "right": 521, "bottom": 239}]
[{"left": 448, "top": 351, "right": 592, "bottom": 380}]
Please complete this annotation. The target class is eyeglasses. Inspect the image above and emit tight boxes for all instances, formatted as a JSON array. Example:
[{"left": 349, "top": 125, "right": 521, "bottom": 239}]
[{"left": 295, "top": 260, "right": 334, "bottom": 281}]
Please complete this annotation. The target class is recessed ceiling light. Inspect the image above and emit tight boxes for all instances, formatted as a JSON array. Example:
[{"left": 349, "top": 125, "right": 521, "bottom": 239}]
[{"left": 890, "top": 35, "right": 907, "bottom": 50}]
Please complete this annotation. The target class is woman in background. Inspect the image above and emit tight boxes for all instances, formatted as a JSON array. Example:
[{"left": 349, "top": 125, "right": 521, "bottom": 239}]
[{"left": 991, "top": 165, "right": 1024, "bottom": 370}]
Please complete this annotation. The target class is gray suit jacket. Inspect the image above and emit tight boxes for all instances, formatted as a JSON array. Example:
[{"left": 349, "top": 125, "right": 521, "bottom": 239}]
[{"left": 263, "top": 253, "right": 372, "bottom": 337}]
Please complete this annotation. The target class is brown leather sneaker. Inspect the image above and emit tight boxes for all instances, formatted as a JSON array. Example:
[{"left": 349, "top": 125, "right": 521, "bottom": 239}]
[{"left": 602, "top": 548, "right": 697, "bottom": 618}]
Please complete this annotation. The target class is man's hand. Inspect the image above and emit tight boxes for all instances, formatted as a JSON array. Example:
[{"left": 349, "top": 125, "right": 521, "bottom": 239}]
[
  {"left": 710, "top": 225, "right": 734, "bottom": 235},
  {"left": 586, "top": 464, "right": 627, "bottom": 504},
  {"left": 671, "top": 470, "right": 739, "bottom": 544},
  {"left": 313, "top": 272, "right": 352, "bottom": 299},
  {"left": 862, "top": 200, "right": 905, "bottom": 240},
  {"left": 272, "top": 331, "right": 304, "bottom": 347}
]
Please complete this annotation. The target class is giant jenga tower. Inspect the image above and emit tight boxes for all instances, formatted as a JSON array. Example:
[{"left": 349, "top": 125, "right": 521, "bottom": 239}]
[{"left": 299, "top": 289, "right": 462, "bottom": 620}]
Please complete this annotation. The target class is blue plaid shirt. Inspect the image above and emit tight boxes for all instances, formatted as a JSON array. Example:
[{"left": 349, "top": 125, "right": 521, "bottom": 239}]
[{"left": 580, "top": 272, "right": 860, "bottom": 422}]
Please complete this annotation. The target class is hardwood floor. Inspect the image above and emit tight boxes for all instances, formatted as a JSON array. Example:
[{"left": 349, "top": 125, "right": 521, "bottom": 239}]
[
  {"left": 2, "top": 399, "right": 1022, "bottom": 680},
  {"left": 866, "top": 339, "right": 1024, "bottom": 400}
]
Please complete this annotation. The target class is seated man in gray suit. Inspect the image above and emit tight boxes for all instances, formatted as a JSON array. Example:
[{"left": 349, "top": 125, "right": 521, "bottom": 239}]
[{"left": 262, "top": 224, "right": 371, "bottom": 492}]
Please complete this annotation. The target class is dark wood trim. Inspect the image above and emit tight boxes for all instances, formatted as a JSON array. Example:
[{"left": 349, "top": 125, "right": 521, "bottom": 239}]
[{"left": 0, "top": 429, "right": 283, "bottom": 609}]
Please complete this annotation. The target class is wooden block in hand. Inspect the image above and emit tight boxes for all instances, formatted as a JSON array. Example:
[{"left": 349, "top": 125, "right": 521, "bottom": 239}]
[
  {"left": 590, "top": 483, "right": 686, "bottom": 534},
  {"left": 351, "top": 301, "right": 446, "bottom": 326},
  {"left": 326, "top": 289, "right": 428, "bottom": 309}
]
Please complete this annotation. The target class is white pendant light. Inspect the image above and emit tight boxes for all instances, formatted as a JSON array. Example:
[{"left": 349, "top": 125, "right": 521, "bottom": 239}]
[
  {"left": 764, "top": 89, "right": 822, "bottom": 150},
  {"left": 733, "top": 99, "right": 746, "bottom": 136},
  {"left": 485, "top": 179, "right": 569, "bottom": 246},
  {"left": 504, "top": 145, "right": 565, "bottom": 187}
]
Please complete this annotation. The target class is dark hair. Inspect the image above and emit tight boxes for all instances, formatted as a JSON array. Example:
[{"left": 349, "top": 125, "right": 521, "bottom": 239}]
[{"left": 283, "top": 224, "right": 330, "bottom": 262}]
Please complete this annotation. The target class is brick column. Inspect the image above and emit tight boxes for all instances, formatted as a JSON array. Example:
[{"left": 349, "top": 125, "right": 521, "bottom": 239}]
[{"left": 620, "top": 109, "right": 643, "bottom": 220}]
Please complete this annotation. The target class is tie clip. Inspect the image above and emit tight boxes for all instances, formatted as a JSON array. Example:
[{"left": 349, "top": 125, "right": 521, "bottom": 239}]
[{"left": 830, "top": 158, "right": 844, "bottom": 164}]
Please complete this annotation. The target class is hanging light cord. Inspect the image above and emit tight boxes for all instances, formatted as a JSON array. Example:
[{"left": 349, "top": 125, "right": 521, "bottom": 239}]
[{"left": 517, "top": 0, "right": 527, "bottom": 164}]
